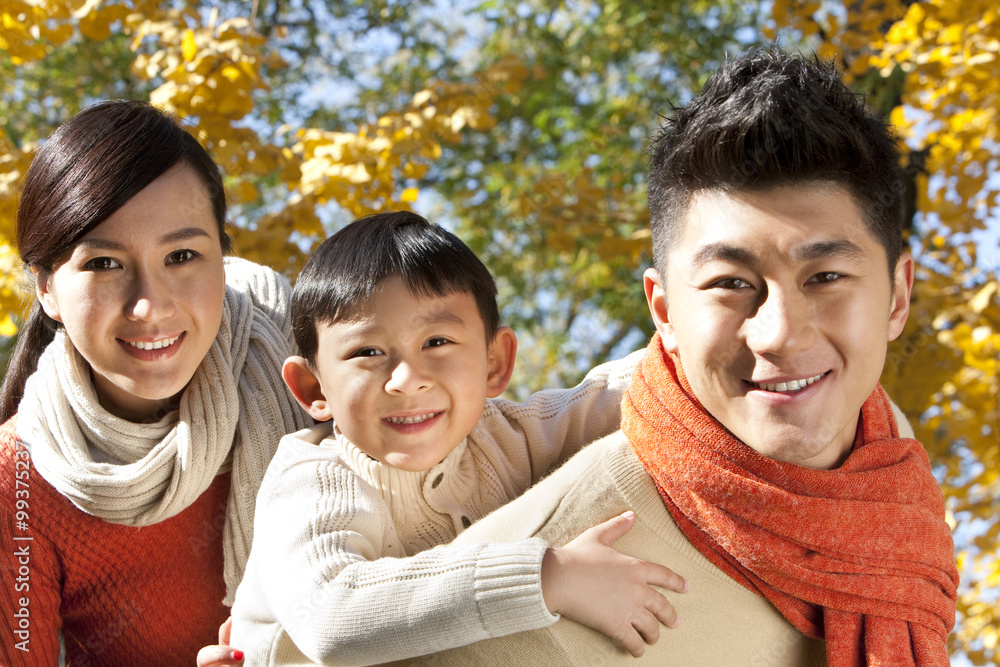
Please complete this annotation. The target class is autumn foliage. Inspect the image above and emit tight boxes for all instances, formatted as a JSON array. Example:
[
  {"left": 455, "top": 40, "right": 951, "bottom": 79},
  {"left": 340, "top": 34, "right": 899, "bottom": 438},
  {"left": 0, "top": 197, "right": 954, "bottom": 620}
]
[{"left": 1, "top": 1, "right": 997, "bottom": 662}]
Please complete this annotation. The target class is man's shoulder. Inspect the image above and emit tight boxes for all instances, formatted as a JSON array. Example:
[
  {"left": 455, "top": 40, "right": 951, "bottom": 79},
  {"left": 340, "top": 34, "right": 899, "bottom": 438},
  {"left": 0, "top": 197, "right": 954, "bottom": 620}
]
[{"left": 411, "top": 431, "right": 828, "bottom": 667}]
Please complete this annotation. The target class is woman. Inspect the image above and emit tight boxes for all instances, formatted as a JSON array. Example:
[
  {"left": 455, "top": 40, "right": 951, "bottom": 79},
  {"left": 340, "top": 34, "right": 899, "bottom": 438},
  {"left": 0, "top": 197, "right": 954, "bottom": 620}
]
[{"left": 0, "top": 101, "right": 310, "bottom": 665}]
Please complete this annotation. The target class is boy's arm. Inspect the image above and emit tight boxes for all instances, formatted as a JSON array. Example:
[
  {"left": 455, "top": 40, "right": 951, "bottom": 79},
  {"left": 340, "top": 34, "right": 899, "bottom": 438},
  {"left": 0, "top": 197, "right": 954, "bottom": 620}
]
[
  {"left": 233, "top": 456, "right": 558, "bottom": 666},
  {"left": 487, "top": 350, "right": 641, "bottom": 483}
]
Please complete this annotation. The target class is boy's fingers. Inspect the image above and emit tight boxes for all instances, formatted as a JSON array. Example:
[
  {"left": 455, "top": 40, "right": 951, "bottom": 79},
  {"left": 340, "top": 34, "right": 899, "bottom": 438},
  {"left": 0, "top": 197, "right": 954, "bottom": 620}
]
[
  {"left": 631, "top": 608, "right": 662, "bottom": 646},
  {"left": 592, "top": 510, "right": 636, "bottom": 546},
  {"left": 648, "top": 562, "right": 688, "bottom": 594},
  {"left": 646, "top": 591, "right": 680, "bottom": 629},
  {"left": 616, "top": 627, "right": 646, "bottom": 658}
]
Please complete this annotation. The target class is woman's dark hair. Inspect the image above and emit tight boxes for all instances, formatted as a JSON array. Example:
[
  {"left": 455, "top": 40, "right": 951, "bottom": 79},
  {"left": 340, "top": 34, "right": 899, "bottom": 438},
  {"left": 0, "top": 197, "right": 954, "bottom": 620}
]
[
  {"left": 292, "top": 211, "right": 500, "bottom": 364},
  {"left": 0, "top": 100, "right": 230, "bottom": 422}
]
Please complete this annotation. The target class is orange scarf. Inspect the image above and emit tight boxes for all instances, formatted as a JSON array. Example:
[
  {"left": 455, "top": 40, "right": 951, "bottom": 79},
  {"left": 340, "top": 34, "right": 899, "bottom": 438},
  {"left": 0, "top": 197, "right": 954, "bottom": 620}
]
[{"left": 622, "top": 335, "right": 958, "bottom": 667}]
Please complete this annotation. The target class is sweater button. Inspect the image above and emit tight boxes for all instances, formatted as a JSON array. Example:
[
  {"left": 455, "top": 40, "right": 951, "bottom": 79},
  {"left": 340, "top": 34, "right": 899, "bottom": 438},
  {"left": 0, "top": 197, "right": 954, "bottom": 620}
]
[
  {"left": 461, "top": 516, "right": 471, "bottom": 528},
  {"left": 432, "top": 473, "right": 444, "bottom": 488}
]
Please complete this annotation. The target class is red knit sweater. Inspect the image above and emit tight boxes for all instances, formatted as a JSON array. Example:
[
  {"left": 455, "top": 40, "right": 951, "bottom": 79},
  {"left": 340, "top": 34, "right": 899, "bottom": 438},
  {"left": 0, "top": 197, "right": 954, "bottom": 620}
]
[{"left": 1, "top": 416, "right": 231, "bottom": 666}]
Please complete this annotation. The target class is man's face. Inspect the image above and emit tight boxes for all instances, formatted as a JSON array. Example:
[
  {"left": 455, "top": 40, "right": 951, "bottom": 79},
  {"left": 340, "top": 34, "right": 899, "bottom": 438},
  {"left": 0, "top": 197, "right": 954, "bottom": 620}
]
[{"left": 645, "top": 183, "right": 913, "bottom": 469}]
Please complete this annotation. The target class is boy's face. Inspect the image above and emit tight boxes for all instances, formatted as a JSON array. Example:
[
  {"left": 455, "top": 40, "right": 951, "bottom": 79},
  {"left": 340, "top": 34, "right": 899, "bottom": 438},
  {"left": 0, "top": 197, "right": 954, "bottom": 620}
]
[
  {"left": 304, "top": 276, "right": 513, "bottom": 472},
  {"left": 645, "top": 183, "right": 913, "bottom": 469}
]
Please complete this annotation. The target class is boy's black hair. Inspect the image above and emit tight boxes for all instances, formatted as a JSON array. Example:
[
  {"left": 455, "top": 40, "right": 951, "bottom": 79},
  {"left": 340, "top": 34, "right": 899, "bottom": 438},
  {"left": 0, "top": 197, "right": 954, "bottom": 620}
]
[
  {"left": 647, "top": 46, "right": 904, "bottom": 280},
  {"left": 292, "top": 211, "right": 501, "bottom": 363}
]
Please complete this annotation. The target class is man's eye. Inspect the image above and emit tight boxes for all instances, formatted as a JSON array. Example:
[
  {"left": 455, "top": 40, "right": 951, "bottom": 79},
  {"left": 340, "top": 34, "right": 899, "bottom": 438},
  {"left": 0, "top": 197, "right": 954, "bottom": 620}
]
[
  {"left": 711, "top": 277, "right": 753, "bottom": 289},
  {"left": 167, "top": 250, "right": 199, "bottom": 264},
  {"left": 811, "top": 272, "right": 844, "bottom": 283},
  {"left": 82, "top": 257, "right": 121, "bottom": 271}
]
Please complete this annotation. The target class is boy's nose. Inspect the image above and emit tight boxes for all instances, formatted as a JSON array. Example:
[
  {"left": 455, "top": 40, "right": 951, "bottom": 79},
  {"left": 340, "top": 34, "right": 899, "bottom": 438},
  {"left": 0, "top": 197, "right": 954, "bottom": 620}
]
[{"left": 385, "top": 359, "right": 432, "bottom": 394}]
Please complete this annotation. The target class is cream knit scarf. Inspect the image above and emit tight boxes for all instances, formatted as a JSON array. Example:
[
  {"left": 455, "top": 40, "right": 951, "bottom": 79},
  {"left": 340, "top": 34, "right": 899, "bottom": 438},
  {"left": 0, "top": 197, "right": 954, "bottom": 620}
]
[{"left": 18, "top": 258, "right": 310, "bottom": 604}]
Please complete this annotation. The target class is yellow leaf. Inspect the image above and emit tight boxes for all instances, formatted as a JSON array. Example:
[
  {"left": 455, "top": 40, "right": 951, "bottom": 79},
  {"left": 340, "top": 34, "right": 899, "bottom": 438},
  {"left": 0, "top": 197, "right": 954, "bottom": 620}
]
[
  {"left": 400, "top": 187, "right": 419, "bottom": 203},
  {"left": 182, "top": 29, "right": 197, "bottom": 63},
  {"left": 969, "top": 281, "right": 998, "bottom": 313},
  {"left": 78, "top": 12, "right": 111, "bottom": 41},
  {"left": 0, "top": 314, "right": 16, "bottom": 338}
]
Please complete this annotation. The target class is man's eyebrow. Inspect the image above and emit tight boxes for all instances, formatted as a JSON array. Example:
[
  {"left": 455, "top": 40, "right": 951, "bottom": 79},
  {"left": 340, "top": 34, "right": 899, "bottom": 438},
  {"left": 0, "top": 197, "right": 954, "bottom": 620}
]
[
  {"left": 689, "top": 239, "right": 866, "bottom": 269},
  {"left": 792, "top": 239, "right": 866, "bottom": 263},
  {"left": 690, "top": 243, "right": 758, "bottom": 270}
]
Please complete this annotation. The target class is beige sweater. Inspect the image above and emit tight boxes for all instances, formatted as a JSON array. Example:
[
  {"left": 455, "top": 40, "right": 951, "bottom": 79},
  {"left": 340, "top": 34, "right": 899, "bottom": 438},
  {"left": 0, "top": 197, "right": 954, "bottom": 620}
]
[{"left": 388, "top": 431, "right": 830, "bottom": 667}]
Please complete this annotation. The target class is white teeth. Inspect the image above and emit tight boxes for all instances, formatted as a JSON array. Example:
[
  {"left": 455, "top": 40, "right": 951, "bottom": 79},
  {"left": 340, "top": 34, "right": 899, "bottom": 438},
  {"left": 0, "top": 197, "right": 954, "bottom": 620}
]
[
  {"left": 749, "top": 373, "right": 825, "bottom": 393},
  {"left": 386, "top": 412, "right": 438, "bottom": 425},
  {"left": 127, "top": 336, "right": 179, "bottom": 351}
]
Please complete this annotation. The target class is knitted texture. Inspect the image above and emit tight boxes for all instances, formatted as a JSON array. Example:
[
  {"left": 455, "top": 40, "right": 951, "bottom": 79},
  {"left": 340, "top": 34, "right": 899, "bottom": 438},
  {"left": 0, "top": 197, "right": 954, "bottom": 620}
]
[
  {"left": 16, "top": 258, "right": 311, "bottom": 605},
  {"left": 622, "top": 335, "right": 958, "bottom": 667},
  {"left": 1, "top": 417, "right": 231, "bottom": 666},
  {"left": 231, "top": 351, "right": 640, "bottom": 665}
]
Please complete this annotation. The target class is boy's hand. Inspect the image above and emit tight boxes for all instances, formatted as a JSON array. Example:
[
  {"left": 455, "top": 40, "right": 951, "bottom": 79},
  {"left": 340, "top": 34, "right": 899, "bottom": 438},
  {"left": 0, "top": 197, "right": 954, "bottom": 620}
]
[
  {"left": 541, "top": 511, "right": 687, "bottom": 658},
  {"left": 195, "top": 617, "right": 245, "bottom": 666}
]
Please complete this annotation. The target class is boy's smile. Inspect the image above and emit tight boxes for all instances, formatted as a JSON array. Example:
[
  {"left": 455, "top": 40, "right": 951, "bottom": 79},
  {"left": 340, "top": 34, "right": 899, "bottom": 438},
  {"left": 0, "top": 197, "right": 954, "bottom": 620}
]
[
  {"left": 297, "top": 276, "right": 515, "bottom": 472},
  {"left": 646, "top": 183, "right": 913, "bottom": 469}
]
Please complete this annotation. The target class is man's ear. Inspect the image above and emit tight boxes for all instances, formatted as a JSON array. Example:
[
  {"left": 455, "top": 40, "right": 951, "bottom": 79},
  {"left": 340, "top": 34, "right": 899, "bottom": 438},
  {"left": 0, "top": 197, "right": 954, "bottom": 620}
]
[
  {"left": 643, "top": 268, "right": 677, "bottom": 352},
  {"left": 282, "top": 356, "right": 333, "bottom": 421},
  {"left": 35, "top": 273, "right": 62, "bottom": 323},
  {"left": 485, "top": 326, "right": 517, "bottom": 398},
  {"left": 887, "top": 252, "right": 915, "bottom": 342}
]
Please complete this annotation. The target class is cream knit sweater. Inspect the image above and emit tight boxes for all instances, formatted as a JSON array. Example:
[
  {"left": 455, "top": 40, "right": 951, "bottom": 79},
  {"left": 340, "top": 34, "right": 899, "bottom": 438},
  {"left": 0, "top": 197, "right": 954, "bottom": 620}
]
[{"left": 231, "top": 351, "right": 641, "bottom": 666}]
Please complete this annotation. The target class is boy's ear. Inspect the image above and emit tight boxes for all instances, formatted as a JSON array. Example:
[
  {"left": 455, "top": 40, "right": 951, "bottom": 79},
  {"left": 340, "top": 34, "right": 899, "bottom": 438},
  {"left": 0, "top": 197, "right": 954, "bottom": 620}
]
[
  {"left": 485, "top": 326, "right": 517, "bottom": 398},
  {"left": 643, "top": 268, "right": 677, "bottom": 352},
  {"left": 282, "top": 356, "right": 333, "bottom": 422}
]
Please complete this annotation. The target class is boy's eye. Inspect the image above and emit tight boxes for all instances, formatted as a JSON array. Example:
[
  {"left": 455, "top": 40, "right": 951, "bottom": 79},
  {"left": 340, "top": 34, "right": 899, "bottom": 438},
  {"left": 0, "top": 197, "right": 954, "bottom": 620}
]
[
  {"left": 82, "top": 257, "right": 121, "bottom": 271},
  {"left": 350, "top": 348, "right": 383, "bottom": 358},
  {"left": 424, "top": 337, "right": 452, "bottom": 348},
  {"left": 167, "top": 249, "right": 199, "bottom": 264}
]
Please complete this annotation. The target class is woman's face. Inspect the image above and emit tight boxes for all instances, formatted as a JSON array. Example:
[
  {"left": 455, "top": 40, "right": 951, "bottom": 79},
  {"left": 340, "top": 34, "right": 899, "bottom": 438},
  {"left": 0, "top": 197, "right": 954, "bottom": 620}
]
[{"left": 37, "top": 164, "right": 227, "bottom": 421}]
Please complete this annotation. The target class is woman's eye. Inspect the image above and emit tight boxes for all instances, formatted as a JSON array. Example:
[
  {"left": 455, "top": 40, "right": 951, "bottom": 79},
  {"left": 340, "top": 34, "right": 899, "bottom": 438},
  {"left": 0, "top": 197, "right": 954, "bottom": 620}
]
[
  {"left": 167, "top": 249, "right": 199, "bottom": 264},
  {"left": 82, "top": 257, "right": 121, "bottom": 271}
]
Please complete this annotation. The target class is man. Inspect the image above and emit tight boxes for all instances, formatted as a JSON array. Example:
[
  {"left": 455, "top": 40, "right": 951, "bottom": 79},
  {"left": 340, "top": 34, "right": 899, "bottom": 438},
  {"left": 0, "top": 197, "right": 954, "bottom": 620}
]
[{"left": 394, "top": 48, "right": 958, "bottom": 666}]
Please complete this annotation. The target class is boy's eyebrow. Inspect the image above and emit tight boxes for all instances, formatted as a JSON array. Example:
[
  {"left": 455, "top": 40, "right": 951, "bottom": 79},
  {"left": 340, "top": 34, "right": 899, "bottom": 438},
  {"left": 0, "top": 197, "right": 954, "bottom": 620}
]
[{"left": 415, "top": 309, "right": 467, "bottom": 327}]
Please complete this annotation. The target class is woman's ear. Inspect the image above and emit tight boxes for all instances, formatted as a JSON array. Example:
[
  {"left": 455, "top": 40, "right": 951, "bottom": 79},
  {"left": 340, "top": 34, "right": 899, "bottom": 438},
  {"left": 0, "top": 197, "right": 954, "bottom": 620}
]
[
  {"left": 282, "top": 356, "right": 333, "bottom": 421},
  {"left": 485, "top": 326, "right": 518, "bottom": 398},
  {"left": 35, "top": 273, "right": 62, "bottom": 323}
]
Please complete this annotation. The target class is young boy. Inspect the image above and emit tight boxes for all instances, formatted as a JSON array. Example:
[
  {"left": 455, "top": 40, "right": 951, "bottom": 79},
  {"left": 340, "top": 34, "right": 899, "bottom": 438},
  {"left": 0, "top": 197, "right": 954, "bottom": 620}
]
[{"left": 229, "top": 212, "right": 687, "bottom": 665}]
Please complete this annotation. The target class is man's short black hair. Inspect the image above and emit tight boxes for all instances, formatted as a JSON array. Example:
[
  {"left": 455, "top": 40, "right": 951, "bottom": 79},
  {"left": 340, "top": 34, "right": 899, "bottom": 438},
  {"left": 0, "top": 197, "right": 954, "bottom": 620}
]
[
  {"left": 647, "top": 46, "right": 904, "bottom": 279},
  {"left": 292, "top": 211, "right": 501, "bottom": 363}
]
